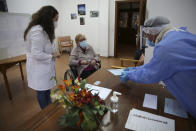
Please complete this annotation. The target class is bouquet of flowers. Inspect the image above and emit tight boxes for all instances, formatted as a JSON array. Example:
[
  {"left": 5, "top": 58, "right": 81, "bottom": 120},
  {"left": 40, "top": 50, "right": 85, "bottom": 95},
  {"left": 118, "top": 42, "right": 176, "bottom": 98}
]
[{"left": 51, "top": 76, "right": 108, "bottom": 131}]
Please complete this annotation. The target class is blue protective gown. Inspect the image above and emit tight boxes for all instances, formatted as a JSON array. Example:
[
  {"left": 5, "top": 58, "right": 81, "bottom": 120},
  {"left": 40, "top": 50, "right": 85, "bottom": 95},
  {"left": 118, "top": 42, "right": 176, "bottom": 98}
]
[{"left": 126, "top": 30, "right": 196, "bottom": 118}]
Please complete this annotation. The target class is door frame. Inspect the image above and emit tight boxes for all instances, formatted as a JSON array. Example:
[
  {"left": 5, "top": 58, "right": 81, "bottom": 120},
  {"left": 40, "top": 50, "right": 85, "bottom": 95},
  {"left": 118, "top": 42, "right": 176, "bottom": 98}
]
[{"left": 114, "top": 0, "right": 146, "bottom": 57}]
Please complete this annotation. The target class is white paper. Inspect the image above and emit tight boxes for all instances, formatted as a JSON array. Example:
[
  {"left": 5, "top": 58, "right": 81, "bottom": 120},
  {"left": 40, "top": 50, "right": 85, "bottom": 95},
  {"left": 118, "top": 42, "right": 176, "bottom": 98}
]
[
  {"left": 85, "top": 84, "right": 112, "bottom": 100},
  {"left": 125, "top": 108, "right": 175, "bottom": 131},
  {"left": 143, "top": 94, "right": 157, "bottom": 110},
  {"left": 164, "top": 98, "right": 188, "bottom": 118},
  {"left": 107, "top": 69, "right": 124, "bottom": 76}
]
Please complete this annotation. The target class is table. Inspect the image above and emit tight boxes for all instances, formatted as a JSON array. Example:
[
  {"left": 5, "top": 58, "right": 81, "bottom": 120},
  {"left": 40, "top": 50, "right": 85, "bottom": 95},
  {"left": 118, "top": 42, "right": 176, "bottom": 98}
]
[
  {"left": 18, "top": 68, "right": 196, "bottom": 131},
  {"left": 0, "top": 55, "right": 26, "bottom": 100}
]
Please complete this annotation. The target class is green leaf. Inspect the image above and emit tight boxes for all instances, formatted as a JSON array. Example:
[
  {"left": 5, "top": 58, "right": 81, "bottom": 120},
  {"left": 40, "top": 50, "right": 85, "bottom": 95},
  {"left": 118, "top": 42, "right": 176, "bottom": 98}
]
[
  {"left": 54, "top": 100, "right": 60, "bottom": 106},
  {"left": 92, "top": 109, "right": 98, "bottom": 115},
  {"left": 94, "top": 101, "right": 99, "bottom": 106},
  {"left": 98, "top": 110, "right": 104, "bottom": 116},
  {"left": 95, "top": 105, "right": 100, "bottom": 110},
  {"left": 54, "top": 76, "right": 57, "bottom": 83},
  {"left": 80, "top": 79, "right": 86, "bottom": 89},
  {"left": 58, "top": 113, "right": 68, "bottom": 127},
  {"left": 50, "top": 76, "right": 53, "bottom": 80},
  {"left": 81, "top": 113, "right": 97, "bottom": 131},
  {"left": 58, "top": 109, "right": 80, "bottom": 128},
  {"left": 75, "top": 88, "right": 79, "bottom": 93},
  {"left": 61, "top": 95, "right": 73, "bottom": 107},
  {"left": 51, "top": 88, "right": 59, "bottom": 94},
  {"left": 100, "top": 105, "right": 106, "bottom": 110},
  {"left": 82, "top": 106, "right": 95, "bottom": 120}
]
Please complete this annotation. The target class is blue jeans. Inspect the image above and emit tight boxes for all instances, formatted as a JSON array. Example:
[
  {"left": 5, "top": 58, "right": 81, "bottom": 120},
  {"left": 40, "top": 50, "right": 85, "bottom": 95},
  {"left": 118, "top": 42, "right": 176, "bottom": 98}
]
[{"left": 36, "top": 90, "right": 51, "bottom": 109}]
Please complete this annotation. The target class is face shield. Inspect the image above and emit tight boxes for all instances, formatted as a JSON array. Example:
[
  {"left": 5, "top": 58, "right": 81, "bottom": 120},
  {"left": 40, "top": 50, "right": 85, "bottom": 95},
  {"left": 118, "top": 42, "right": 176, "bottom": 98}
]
[{"left": 142, "top": 16, "right": 170, "bottom": 46}]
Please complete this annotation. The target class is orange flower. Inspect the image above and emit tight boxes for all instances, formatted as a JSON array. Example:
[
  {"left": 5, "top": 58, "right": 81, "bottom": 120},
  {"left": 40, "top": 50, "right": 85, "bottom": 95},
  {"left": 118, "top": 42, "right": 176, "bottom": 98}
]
[
  {"left": 76, "top": 85, "right": 80, "bottom": 89},
  {"left": 65, "top": 79, "right": 72, "bottom": 86},
  {"left": 76, "top": 101, "right": 82, "bottom": 107},
  {"left": 81, "top": 89, "right": 87, "bottom": 96},
  {"left": 71, "top": 86, "right": 75, "bottom": 90},
  {"left": 68, "top": 93, "right": 75, "bottom": 100}
]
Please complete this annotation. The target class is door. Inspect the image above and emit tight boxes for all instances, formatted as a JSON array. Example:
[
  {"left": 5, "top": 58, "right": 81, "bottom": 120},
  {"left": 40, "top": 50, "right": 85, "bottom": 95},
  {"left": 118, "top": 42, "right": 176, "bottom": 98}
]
[{"left": 114, "top": 0, "right": 146, "bottom": 57}]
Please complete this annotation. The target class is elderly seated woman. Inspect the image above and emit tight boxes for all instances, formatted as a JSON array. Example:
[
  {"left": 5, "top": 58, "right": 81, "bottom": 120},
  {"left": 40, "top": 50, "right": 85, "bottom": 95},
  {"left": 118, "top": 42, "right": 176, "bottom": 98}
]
[{"left": 69, "top": 34, "right": 100, "bottom": 79}]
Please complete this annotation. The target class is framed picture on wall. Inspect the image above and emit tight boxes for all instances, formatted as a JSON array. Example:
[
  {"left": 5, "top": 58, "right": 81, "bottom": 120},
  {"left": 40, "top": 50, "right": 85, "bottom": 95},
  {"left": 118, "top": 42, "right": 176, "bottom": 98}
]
[
  {"left": 80, "top": 17, "right": 85, "bottom": 25},
  {"left": 0, "top": 0, "right": 8, "bottom": 12},
  {"left": 78, "top": 4, "right": 86, "bottom": 15},
  {"left": 90, "top": 11, "right": 99, "bottom": 17},
  {"left": 71, "top": 13, "right": 77, "bottom": 19}
]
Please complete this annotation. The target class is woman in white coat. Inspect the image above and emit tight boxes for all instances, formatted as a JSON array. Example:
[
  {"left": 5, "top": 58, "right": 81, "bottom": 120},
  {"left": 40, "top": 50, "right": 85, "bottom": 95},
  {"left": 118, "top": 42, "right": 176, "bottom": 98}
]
[{"left": 24, "top": 6, "right": 59, "bottom": 109}]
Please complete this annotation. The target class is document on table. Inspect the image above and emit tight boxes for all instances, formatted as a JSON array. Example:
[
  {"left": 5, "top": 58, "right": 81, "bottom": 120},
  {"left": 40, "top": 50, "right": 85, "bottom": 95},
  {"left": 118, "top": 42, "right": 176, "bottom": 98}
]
[
  {"left": 125, "top": 108, "right": 175, "bottom": 131},
  {"left": 143, "top": 94, "right": 157, "bottom": 110},
  {"left": 107, "top": 69, "right": 124, "bottom": 76},
  {"left": 85, "top": 84, "right": 112, "bottom": 100},
  {"left": 164, "top": 98, "right": 188, "bottom": 118}
]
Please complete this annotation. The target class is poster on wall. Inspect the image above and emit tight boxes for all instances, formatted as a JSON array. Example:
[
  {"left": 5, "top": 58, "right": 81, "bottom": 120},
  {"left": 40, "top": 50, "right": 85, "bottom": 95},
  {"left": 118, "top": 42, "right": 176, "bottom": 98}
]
[
  {"left": 71, "top": 13, "right": 77, "bottom": 19},
  {"left": 80, "top": 17, "right": 85, "bottom": 25},
  {"left": 78, "top": 4, "right": 86, "bottom": 15},
  {"left": 90, "top": 11, "right": 99, "bottom": 17}
]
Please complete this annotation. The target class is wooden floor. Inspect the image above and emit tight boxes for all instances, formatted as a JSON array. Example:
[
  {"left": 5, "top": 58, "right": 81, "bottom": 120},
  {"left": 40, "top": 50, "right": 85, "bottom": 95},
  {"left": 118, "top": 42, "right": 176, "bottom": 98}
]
[{"left": 0, "top": 54, "right": 136, "bottom": 131}]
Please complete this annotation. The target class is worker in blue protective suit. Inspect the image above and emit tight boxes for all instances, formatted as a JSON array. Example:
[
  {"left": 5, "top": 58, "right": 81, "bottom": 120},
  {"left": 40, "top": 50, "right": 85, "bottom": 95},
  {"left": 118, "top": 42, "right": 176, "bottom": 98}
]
[{"left": 120, "top": 16, "right": 196, "bottom": 119}]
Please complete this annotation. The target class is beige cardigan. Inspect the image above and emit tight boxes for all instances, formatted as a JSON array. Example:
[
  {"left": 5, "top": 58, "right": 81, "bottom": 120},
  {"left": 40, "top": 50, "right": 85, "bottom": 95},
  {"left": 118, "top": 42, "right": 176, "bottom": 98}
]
[{"left": 69, "top": 44, "right": 99, "bottom": 75}]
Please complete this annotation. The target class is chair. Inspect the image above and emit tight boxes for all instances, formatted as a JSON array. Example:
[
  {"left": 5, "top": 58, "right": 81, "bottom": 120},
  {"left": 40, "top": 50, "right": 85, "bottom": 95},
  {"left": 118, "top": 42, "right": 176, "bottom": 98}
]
[
  {"left": 64, "top": 60, "right": 101, "bottom": 84},
  {"left": 111, "top": 46, "right": 146, "bottom": 69},
  {"left": 58, "top": 36, "right": 73, "bottom": 55}
]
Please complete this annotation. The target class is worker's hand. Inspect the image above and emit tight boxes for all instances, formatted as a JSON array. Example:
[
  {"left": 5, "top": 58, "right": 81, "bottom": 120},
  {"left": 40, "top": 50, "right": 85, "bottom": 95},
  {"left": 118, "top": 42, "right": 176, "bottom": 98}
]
[
  {"left": 120, "top": 71, "right": 129, "bottom": 83},
  {"left": 123, "top": 67, "right": 135, "bottom": 71},
  {"left": 52, "top": 52, "right": 60, "bottom": 59},
  {"left": 90, "top": 59, "right": 96, "bottom": 65},
  {"left": 81, "top": 60, "right": 88, "bottom": 65}
]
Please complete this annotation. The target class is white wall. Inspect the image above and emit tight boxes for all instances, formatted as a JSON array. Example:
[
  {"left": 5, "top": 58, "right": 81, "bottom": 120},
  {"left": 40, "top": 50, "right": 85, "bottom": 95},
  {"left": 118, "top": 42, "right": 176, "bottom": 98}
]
[
  {"left": 146, "top": 0, "right": 196, "bottom": 34},
  {"left": 6, "top": 0, "right": 59, "bottom": 14},
  {"left": 6, "top": 0, "right": 60, "bottom": 42},
  {"left": 144, "top": 0, "right": 196, "bottom": 63},
  {"left": 58, "top": 0, "right": 109, "bottom": 56},
  {"left": 6, "top": 0, "right": 109, "bottom": 56}
]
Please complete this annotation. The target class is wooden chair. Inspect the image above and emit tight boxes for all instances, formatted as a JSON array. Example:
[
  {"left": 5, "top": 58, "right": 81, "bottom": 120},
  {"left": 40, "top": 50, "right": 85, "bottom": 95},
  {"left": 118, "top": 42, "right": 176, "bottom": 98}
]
[
  {"left": 111, "top": 48, "right": 145, "bottom": 69},
  {"left": 58, "top": 36, "right": 73, "bottom": 55},
  {"left": 111, "top": 57, "right": 143, "bottom": 69}
]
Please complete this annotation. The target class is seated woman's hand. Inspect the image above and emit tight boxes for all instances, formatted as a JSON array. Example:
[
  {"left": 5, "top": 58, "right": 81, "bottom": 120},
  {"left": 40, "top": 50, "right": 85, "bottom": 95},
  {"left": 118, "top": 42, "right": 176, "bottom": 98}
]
[
  {"left": 81, "top": 60, "right": 88, "bottom": 65},
  {"left": 90, "top": 59, "right": 96, "bottom": 65},
  {"left": 52, "top": 52, "right": 60, "bottom": 59}
]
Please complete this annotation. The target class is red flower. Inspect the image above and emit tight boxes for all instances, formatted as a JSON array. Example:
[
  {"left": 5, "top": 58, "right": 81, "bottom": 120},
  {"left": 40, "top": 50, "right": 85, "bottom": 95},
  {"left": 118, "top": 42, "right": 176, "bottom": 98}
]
[
  {"left": 78, "top": 76, "right": 81, "bottom": 82},
  {"left": 58, "top": 85, "right": 64, "bottom": 91}
]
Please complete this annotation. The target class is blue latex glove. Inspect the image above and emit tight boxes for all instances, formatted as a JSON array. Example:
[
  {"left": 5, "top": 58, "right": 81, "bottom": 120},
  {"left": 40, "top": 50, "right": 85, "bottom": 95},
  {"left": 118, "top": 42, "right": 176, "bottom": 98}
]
[
  {"left": 120, "top": 71, "right": 129, "bottom": 83},
  {"left": 123, "top": 67, "right": 135, "bottom": 71}
]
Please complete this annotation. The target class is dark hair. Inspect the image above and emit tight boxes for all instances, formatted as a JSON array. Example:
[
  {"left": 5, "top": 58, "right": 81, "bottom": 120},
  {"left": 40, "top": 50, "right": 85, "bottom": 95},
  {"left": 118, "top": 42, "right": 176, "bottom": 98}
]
[{"left": 24, "top": 5, "right": 58, "bottom": 43}]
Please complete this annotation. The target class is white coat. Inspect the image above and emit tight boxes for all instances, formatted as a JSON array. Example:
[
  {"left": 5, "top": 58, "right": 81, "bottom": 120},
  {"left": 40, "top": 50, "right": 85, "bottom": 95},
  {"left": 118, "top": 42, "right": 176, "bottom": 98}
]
[{"left": 26, "top": 25, "right": 56, "bottom": 91}]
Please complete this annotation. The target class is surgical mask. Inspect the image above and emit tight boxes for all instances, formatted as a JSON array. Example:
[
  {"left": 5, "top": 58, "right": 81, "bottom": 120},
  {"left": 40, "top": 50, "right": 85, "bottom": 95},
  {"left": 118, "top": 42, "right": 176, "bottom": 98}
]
[
  {"left": 146, "top": 38, "right": 155, "bottom": 47},
  {"left": 80, "top": 41, "right": 88, "bottom": 49},
  {"left": 54, "top": 21, "right": 58, "bottom": 28}
]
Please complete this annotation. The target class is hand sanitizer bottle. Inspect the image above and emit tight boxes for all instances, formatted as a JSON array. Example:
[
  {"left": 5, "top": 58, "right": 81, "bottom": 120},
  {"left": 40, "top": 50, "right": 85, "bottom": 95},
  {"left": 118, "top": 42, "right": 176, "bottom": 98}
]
[{"left": 110, "top": 91, "right": 122, "bottom": 113}]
